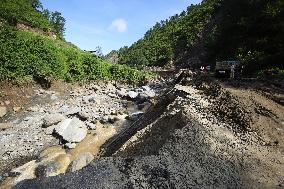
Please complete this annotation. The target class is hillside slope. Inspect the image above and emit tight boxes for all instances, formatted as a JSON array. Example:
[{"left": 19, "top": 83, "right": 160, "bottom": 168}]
[
  {"left": 113, "top": 0, "right": 284, "bottom": 76},
  {"left": 0, "top": 0, "right": 149, "bottom": 83}
]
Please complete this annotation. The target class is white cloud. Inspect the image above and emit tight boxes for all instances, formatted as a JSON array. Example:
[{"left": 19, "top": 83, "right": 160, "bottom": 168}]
[{"left": 109, "top": 18, "right": 127, "bottom": 33}]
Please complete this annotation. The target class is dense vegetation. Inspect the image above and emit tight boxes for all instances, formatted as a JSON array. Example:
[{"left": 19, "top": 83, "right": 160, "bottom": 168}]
[
  {"left": 113, "top": 0, "right": 283, "bottom": 76},
  {"left": 0, "top": 0, "right": 65, "bottom": 37},
  {"left": 0, "top": 0, "right": 150, "bottom": 83},
  {"left": 206, "top": 0, "right": 284, "bottom": 75}
]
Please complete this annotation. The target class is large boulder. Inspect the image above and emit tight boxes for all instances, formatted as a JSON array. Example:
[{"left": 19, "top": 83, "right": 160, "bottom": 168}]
[
  {"left": 42, "top": 113, "right": 65, "bottom": 128},
  {"left": 54, "top": 118, "right": 88, "bottom": 143},
  {"left": 0, "top": 106, "right": 7, "bottom": 118},
  {"left": 69, "top": 152, "right": 94, "bottom": 172}
]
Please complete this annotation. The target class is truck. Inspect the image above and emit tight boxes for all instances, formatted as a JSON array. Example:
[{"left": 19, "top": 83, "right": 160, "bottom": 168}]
[{"left": 215, "top": 61, "right": 241, "bottom": 78}]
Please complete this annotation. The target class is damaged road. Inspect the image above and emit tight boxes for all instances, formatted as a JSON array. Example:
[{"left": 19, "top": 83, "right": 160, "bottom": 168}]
[{"left": 12, "top": 73, "right": 284, "bottom": 189}]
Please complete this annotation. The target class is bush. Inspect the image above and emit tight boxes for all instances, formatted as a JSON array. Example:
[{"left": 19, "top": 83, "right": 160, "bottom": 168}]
[{"left": 0, "top": 25, "right": 151, "bottom": 83}]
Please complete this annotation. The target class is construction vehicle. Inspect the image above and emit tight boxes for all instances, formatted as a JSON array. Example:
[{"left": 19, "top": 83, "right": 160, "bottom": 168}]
[{"left": 215, "top": 61, "right": 241, "bottom": 78}]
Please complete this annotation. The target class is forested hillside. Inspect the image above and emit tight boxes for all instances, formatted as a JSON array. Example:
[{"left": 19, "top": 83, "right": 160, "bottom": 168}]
[
  {"left": 113, "top": 0, "right": 284, "bottom": 76},
  {"left": 0, "top": 0, "right": 149, "bottom": 82}
]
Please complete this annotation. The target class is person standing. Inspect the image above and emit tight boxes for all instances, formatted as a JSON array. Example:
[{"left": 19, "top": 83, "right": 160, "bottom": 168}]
[{"left": 230, "top": 63, "right": 235, "bottom": 79}]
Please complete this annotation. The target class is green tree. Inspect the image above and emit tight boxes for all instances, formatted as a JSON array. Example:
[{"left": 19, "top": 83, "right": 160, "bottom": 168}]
[{"left": 49, "top": 11, "right": 66, "bottom": 38}]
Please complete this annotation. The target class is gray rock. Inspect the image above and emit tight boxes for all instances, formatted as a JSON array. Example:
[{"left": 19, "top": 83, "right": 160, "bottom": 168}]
[
  {"left": 57, "top": 105, "right": 70, "bottom": 114},
  {"left": 128, "top": 91, "right": 138, "bottom": 99},
  {"left": 88, "top": 96, "right": 96, "bottom": 102},
  {"left": 116, "top": 88, "right": 127, "bottom": 97},
  {"left": 64, "top": 107, "right": 81, "bottom": 116},
  {"left": 108, "top": 93, "right": 117, "bottom": 98},
  {"left": 142, "top": 86, "right": 151, "bottom": 91},
  {"left": 54, "top": 118, "right": 88, "bottom": 143},
  {"left": 69, "top": 152, "right": 94, "bottom": 172},
  {"left": 126, "top": 112, "right": 144, "bottom": 121},
  {"left": 42, "top": 113, "right": 65, "bottom": 127}
]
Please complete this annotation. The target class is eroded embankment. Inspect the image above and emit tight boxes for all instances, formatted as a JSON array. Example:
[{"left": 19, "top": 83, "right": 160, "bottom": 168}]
[{"left": 12, "top": 74, "right": 284, "bottom": 189}]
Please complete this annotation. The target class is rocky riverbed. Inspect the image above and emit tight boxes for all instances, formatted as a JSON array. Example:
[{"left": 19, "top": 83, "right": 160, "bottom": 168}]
[
  {"left": 0, "top": 81, "right": 165, "bottom": 187},
  {"left": 1, "top": 73, "right": 284, "bottom": 189}
]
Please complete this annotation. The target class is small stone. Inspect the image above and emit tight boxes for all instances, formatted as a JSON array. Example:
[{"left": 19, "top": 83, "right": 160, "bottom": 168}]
[
  {"left": 58, "top": 105, "right": 70, "bottom": 114},
  {"left": 4, "top": 101, "right": 10, "bottom": 105},
  {"left": 0, "top": 106, "right": 7, "bottom": 118},
  {"left": 108, "top": 93, "right": 117, "bottom": 98},
  {"left": 13, "top": 107, "right": 21, "bottom": 112},
  {"left": 42, "top": 113, "right": 65, "bottom": 127},
  {"left": 0, "top": 123, "right": 13, "bottom": 130},
  {"left": 128, "top": 91, "right": 138, "bottom": 99},
  {"left": 88, "top": 96, "right": 99, "bottom": 103},
  {"left": 126, "top": 112, "right": 144, "bottom": 121}
]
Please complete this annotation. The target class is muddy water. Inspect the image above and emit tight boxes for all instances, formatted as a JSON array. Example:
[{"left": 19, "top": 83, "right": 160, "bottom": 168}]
[{"left": 69, "top": 123, "right": 116, "bottom": 159}]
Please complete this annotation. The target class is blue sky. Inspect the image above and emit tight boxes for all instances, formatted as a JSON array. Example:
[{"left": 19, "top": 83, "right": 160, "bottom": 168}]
[{"left": 41, "top": 0, "right": 202, "bottom": 54}]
